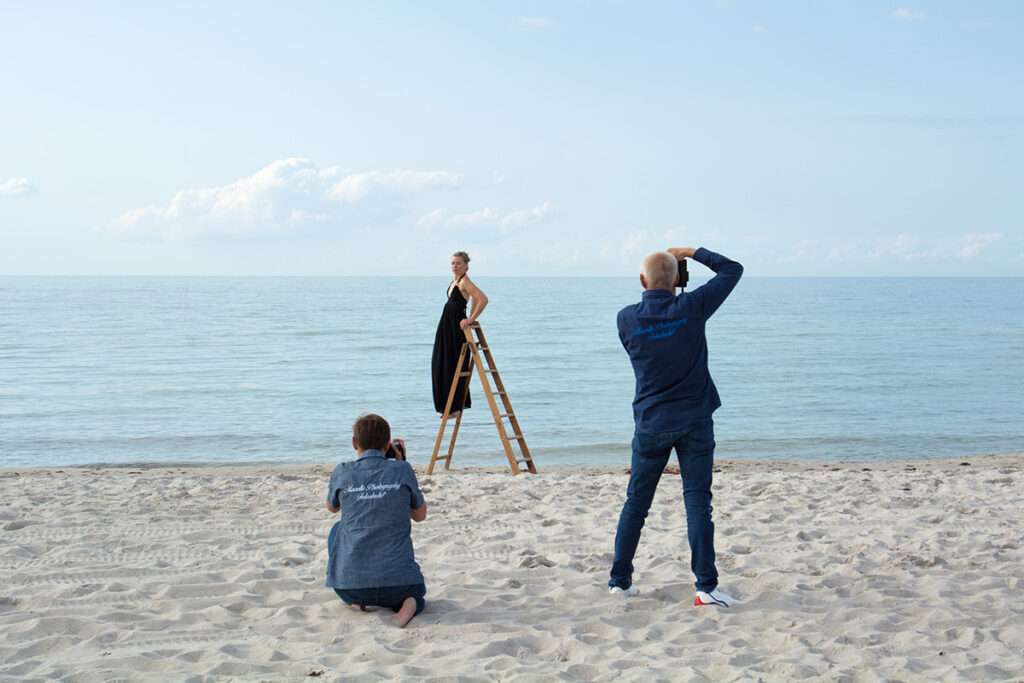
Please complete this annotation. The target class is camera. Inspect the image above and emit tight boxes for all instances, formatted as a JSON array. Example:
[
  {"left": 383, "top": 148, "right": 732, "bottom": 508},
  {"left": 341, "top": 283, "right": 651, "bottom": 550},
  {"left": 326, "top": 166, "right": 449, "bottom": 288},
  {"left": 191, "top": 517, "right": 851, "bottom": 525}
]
[
  {"left": 678, "top": 259, "right": 689, "bottom": 290},
  {"left": 385, "top": 438, "right": 407, "bottom": 461}
]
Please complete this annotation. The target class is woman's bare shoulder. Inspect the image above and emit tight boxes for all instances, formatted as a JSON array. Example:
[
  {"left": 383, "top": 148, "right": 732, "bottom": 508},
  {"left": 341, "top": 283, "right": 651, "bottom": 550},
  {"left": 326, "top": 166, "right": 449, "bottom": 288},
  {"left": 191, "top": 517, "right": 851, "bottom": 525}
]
[{"left": 462, "top": 275, "right": 488, "bottom": 293}]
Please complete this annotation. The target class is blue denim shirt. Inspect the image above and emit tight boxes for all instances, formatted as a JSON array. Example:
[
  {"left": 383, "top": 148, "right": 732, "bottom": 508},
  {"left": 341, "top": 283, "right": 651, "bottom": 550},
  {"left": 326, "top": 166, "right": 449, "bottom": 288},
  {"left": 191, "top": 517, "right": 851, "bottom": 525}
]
[
  {"left": 617, "top": 247, "right": 743, "bottom": 434},
  {"left": 325, "top": 450, "right": 425, "bottom": 589}
]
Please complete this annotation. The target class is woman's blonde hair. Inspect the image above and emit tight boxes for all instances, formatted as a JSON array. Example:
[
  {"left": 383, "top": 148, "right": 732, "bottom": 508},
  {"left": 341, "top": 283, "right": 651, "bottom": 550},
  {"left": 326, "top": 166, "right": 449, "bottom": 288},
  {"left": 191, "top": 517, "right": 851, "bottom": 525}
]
[{"left": 452, "top": 251, "right": 471, "bottom": 265}]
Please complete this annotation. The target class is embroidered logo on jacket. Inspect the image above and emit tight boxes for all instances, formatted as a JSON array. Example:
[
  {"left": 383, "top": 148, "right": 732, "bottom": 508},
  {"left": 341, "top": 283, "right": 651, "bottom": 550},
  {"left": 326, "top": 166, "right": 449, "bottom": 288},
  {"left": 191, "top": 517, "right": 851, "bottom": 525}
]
[{"left": 631, "top": 319, "right": 688, "bottom": 340}]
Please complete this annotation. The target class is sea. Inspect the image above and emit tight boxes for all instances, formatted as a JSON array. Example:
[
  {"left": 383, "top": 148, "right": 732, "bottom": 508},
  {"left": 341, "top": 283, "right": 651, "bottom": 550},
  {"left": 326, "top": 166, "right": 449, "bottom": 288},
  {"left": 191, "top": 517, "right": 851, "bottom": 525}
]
[{"left": 1, "top": 277, "right": 1022, "bottom": 469}]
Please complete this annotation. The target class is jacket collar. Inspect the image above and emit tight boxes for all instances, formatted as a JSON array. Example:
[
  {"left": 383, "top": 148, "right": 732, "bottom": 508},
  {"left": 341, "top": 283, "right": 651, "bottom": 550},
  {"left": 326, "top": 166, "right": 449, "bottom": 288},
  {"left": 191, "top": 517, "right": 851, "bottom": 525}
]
[{"left": 357, "top": 449, "right": 386, "bottom": 460}]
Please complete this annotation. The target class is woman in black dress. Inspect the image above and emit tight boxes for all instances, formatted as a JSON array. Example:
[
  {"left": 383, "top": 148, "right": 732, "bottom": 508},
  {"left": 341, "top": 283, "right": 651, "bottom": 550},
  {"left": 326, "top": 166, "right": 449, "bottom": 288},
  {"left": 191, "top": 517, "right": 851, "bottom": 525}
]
[{"left": 432, "top": 251, "right": 489, "bottom": 417}]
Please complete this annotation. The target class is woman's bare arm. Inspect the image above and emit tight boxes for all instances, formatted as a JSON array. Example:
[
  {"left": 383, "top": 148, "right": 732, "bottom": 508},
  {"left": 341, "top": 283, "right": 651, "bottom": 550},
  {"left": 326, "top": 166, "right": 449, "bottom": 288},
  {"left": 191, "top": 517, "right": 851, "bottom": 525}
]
[{"left": 459, "top": 276, "right": 489, "bottom": 328}]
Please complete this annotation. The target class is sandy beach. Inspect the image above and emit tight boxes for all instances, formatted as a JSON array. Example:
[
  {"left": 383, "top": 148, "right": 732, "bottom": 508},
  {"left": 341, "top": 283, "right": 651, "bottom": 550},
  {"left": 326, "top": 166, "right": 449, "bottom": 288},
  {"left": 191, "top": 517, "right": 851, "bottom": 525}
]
[{"left": 1, "top": 455, "right": 1022, "bottom": 682}]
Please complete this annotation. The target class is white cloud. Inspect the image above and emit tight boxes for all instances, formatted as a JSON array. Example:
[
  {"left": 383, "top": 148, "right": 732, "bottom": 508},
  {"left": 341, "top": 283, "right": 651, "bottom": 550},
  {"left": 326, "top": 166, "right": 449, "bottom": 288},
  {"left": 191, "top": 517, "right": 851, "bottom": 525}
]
[
  {"left": 111, "top": 158, "right": 461, "bottom": 239},
  {"left": 417, "top": 202, "right": 553, "bottom": 232},
  {"left": 500, "top": 201, "right": 553, "bottom": 229},
  {"left": 891, "top": 8, "right": 926, "bottom": 22},
  {"left": 618, "top": 227, "right": 700, "bottom": 263},
  {"left": 957, "top": 231, "right": 1003, "bottom": 259},
  {"left": 450, "top": 207, "right": 501, "bottom": 228},
  {"left": 328, "top": 169, "right": 460, "bottom": 203},
  {"left": 620, "top": 230, "right": 653, "bottom": 257},
  {"left": 416, "top": 208, "right": 449, "bottom": 230},
  {"left": 519, "top": 16, "right": 552, "bottom": 31},
  {"left": 0, "top": 177, "right": 36, "bottom": 197},
  {"left": 882, "top": 231, "right": 921, "bottom": 257},
  {"left": 870, "top": 232, "right": 935, "bottom": 261},
  {"left": 868, "top": 231, "right": 1012, "bottom": 263}
]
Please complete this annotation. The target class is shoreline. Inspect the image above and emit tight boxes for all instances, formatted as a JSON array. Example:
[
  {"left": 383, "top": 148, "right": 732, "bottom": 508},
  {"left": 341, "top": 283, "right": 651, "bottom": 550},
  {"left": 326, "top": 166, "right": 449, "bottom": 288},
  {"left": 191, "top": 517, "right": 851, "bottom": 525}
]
[{"left": 3, "top": 450, "right": 1023, "bottom": 475}]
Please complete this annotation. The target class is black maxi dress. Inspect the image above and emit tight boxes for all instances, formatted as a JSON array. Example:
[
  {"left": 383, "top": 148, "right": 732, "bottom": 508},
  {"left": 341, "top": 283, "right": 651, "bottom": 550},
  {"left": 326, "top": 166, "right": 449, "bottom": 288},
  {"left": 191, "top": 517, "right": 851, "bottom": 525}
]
[{"left": 431, "top": 279, "right": 473, "bottom": 414}]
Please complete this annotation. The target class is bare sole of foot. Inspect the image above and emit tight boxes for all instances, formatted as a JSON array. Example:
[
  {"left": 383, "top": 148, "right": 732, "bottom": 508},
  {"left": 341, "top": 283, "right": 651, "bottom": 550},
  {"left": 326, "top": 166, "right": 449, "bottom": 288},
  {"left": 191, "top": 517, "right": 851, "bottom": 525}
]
[{"left": 392, "top": 597, "right": 418, "bottom": 628}]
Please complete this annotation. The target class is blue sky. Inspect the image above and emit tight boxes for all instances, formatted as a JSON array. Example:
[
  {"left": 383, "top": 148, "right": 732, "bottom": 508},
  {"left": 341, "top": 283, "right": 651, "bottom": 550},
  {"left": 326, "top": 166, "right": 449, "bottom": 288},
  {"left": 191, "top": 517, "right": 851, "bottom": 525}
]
[{"left": 1, "top": 1, "right": 1021, "bottom": 276}]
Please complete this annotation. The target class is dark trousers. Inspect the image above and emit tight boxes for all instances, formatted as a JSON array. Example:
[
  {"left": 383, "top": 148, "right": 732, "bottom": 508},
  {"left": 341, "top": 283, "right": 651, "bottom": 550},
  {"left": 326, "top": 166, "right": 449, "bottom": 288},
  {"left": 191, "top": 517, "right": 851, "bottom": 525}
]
[
  {"left": 609, "top": 418, "right": 719, "bottom": 593},
  {"left": 327, "top": 522, "right": 426, "bottom": 615}
]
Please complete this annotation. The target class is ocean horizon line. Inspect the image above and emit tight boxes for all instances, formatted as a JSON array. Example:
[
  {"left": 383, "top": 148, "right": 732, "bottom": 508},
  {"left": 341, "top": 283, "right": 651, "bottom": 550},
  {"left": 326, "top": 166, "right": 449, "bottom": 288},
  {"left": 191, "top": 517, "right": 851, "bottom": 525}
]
[{"left": 2, "top": 274, "right": 1021, "bottom": 280}]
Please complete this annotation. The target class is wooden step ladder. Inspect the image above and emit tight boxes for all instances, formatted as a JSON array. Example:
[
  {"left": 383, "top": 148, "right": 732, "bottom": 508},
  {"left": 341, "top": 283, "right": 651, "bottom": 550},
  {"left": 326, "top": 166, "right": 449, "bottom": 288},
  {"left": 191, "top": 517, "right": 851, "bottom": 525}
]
[{"left": 427, "top": 323, "right": 537, "bottom": 475}]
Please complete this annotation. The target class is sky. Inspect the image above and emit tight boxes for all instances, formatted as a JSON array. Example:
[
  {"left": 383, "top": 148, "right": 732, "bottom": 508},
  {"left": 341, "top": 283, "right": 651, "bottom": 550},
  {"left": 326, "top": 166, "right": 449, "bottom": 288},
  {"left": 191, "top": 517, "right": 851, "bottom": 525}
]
[{"left": 1, "top": 1, "right": 1022, "bottom": 276}]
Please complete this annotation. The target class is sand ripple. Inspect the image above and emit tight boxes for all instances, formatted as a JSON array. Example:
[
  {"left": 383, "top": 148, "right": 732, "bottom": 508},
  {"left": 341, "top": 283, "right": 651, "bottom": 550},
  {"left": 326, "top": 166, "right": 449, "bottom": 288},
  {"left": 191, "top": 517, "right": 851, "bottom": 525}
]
[{"left": 0, "top": 457, "right": 1022, "bottom": 681}]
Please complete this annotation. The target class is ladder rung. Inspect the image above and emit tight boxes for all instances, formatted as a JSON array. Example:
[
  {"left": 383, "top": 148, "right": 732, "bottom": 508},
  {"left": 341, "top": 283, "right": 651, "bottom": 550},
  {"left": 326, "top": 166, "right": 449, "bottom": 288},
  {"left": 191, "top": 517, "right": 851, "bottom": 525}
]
[{"left": 437, "top": 324, "right": 535, "bottom": 475}]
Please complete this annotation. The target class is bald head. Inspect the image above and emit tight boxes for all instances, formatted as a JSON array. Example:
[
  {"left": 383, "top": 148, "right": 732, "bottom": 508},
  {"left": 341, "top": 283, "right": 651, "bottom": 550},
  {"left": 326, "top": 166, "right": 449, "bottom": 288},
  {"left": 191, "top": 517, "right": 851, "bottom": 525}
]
[{"left": 641, "top": 251, "right": 678, "bottom": 291}]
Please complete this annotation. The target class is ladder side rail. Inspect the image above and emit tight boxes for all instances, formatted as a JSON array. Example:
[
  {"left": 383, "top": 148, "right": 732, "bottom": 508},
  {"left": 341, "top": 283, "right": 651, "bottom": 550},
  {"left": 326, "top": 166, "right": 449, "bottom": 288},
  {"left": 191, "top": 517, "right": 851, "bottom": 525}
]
[
  {"left": 469, "top": 324, "right": 536, "bottom": 473},
  {"left": 427, "top": 341, "right": 472, "bottom": 474},
  {"left": 472, "top": 325, "right": 517, "bottom": 414},
  {"left": 498, "top": 399, "right": 535, "bottom": 472},
  {"left": 480, "top": 356, "right": 523, "bottom": 440},
  {"left": 466, "top": 326, "right": 521, "bottom": 474},
  {"left": 483, "top": 367, "right": 517, "bottom": 415},
  {"left": 443, "top": 355, "right": 474, "bottom": 470},
  {"left": 473, "top": 326, "right": 536, "bottom": 473}
]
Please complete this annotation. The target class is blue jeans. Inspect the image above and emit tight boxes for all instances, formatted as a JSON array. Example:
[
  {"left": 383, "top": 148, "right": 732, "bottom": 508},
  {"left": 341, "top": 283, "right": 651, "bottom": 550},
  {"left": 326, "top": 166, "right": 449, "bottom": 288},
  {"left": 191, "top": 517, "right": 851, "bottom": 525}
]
[
  {"left": 609, "top": 418, "right": 718, "bottom": 593},
  {"left": 327, "top": 522, "right": 426, "bottom": 615}
]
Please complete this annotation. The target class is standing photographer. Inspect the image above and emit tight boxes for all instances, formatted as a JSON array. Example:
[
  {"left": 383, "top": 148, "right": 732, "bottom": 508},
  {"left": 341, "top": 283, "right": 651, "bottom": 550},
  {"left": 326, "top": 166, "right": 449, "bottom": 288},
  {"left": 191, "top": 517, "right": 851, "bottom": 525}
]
[
  {"left": 325, "top": 413, "right": 427, "bottom": 627},
  {"left": 608, "top": 247, "right": 743, "bottom": 607}
]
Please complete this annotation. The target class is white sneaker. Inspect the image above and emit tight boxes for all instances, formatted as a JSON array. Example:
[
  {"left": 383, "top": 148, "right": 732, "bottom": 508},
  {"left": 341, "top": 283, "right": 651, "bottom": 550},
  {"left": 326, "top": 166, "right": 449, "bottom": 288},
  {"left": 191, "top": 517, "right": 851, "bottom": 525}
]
[
  {"left": 694, "top": 588, "right": 736, "bottom": 607},
  {"left": 609, "top": 585, "right": 639, "bottom": 596}
]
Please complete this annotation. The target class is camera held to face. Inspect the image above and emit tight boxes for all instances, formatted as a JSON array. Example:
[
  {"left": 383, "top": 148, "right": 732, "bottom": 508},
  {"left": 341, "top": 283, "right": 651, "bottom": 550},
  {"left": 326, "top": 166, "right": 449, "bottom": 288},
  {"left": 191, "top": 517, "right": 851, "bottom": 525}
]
[{"left": 386, "top": 438, "right": 407, "bottom": 461}]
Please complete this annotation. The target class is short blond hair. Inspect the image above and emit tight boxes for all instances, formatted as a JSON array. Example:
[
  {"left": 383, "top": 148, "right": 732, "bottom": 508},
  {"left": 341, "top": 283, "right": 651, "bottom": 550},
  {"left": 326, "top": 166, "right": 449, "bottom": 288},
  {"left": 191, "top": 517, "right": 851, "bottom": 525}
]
[
  {"left": 642, "top": 251, "right": 678, "bottom": 290},
  {"left": 452, "top": 251, "right": 470, "bottom": 265}
]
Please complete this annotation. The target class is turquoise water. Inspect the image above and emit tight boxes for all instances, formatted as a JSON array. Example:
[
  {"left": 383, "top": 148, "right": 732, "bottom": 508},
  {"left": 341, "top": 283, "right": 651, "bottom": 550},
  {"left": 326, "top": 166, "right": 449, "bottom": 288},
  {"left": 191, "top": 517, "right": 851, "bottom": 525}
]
[{"left": 1, "top": 277, "right": 1022, "bottom": 468}]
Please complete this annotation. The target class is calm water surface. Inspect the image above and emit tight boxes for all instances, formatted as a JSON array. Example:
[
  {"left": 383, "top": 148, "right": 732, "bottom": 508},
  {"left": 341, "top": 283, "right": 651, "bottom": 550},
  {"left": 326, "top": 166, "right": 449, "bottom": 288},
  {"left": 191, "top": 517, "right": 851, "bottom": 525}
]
[{"left": 1, "top": 277, "right": 1021, "bottom": 468}]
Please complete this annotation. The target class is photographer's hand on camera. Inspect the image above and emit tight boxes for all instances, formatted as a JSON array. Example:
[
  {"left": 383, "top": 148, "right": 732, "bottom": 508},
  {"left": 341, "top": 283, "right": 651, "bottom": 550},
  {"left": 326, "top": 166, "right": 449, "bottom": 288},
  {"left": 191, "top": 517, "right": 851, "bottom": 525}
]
[
  {"left": 385, "top": 438, "right": 407, "bottom": 461},
  {"left": 667, "top": 247, "right": 696, "bottom": 260}
]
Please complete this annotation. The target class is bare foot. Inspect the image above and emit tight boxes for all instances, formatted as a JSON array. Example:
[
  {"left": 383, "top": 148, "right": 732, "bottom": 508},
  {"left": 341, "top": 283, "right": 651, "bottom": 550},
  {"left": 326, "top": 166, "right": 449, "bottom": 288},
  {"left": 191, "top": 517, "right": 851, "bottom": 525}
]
[{"left": 392, "top": 597, "right": 418, "bottom": 628}]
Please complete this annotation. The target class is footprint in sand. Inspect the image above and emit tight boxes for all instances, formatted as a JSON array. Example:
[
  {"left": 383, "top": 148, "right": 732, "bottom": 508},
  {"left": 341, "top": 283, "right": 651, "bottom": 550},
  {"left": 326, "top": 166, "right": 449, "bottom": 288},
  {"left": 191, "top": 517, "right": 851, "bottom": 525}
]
[{"left": 518, "top": 552, "right": 556, "bottom": 568}]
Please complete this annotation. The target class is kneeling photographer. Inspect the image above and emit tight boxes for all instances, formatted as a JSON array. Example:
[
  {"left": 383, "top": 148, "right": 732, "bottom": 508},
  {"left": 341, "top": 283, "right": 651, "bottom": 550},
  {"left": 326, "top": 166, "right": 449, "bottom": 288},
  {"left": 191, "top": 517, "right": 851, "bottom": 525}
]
[{"left": 324, "top": 413, "right": 427, "bottom": 628}]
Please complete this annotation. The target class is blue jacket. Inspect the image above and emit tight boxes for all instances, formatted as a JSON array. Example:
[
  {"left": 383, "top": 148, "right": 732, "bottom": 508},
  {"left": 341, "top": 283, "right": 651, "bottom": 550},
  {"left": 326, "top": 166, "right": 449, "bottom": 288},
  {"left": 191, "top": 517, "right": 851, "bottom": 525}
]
[
  {"left": 325, "top": 450, "right": 425, "bottom": 589},
  {"left": 617, "top": 247, "right": 743, "bottom": 434}
]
